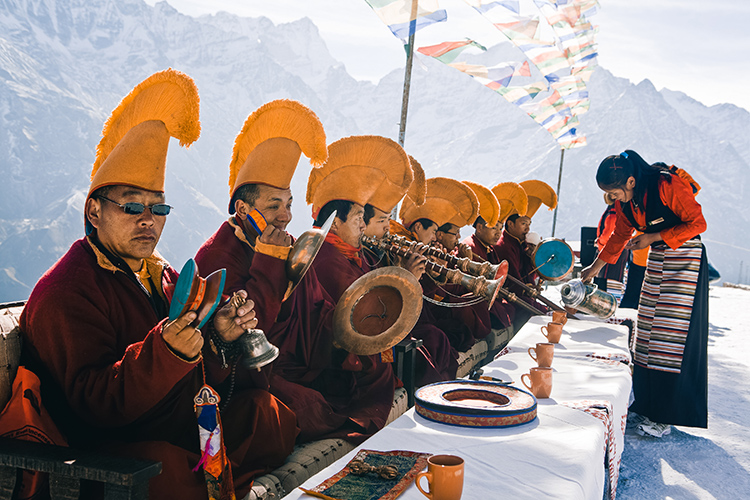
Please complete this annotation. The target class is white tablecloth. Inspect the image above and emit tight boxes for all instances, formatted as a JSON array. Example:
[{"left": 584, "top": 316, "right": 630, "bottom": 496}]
[{"left": 287, "top": 315, "right": 632, "bottom": 500}]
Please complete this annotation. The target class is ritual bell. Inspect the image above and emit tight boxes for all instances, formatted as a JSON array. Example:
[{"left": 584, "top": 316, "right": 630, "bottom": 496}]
[
  {"left": 238, "top": 329, "right": 280, "bottom": 370},
  {"left": 560, "top": 278, "right": 617, "bottom": 319}
]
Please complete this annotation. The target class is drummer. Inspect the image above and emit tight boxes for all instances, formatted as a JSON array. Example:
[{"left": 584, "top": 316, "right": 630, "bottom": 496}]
[
  {"left": 361, "top": 155, "right": 459, "bottom": 386},
  {"left": 194, "top": 101, "right": 383, "bottom": 445},
  {"left": 394, "top": 177, "right": 493, "bottom": 352}
]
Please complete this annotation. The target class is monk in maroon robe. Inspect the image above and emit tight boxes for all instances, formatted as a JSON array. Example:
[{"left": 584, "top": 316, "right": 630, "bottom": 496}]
[
  {"left": 195, "top": 204, "right": 387, "bottom": 444},
  {"left": 494, "top": 214, "right": 545, "bottom": 327},
  {"left": 21, "top": 186, "right": 297, "bottom": 500},
  {"left": 309, "top": 201, "right": 397, "bottom": 436},
  {"left": 462, "top": 218, "right": 515, "bottom": 328}
]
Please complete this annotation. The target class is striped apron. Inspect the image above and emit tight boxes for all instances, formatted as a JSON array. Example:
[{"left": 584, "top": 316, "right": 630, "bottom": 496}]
[{"left": 632, "top": 239, "right": 703, "bottom": 373}]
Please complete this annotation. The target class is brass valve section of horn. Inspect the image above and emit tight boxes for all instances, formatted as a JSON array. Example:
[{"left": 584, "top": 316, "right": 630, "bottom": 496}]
[
  {"left": 383, "top": 234, "right": 501, "bottom": 280},
  {"left": 362, "top": 236, "right": 500, "bottom": 309}
]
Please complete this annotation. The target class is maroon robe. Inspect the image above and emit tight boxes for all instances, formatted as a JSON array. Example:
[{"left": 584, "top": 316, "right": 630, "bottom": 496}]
[
  {"left": 462, "top": 234, "right": 515, "bottom": 328},
  {"left": 494, "top": 229, "right": 545, "bottom": 324},
  {"left": 196, "top": 221, "right": 389, "bottom": 444},
  {"left": 310, "top": 241, "right": 398, "bottom": 430},
  {"left": 20, "top": 236, "right": 297, "bottom": 500}
]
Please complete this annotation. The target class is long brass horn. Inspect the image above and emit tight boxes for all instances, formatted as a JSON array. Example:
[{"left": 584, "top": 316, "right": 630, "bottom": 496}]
[
  {"left": 362, "top": 236, "right": 508, "bottom": 310},
  {"left": 383, "top": 234, "right": 505, "bottom": 280},
  {"left": 283, "top": 210, "right": 336, "bottom": 301}
]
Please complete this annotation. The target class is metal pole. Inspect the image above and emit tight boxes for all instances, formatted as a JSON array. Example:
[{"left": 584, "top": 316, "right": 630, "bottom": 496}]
[
  {"left": 392, "top": 0, "right": 419, "bottom": 220},
  {"left": 551, "top": 148, "right": 565, "bottom": 237}
]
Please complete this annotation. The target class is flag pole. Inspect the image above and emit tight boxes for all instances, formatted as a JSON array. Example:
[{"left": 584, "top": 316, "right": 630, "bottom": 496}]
[
  {"left": 392, "top": 0, "right": 419, "bottom": 220},
  {"left": 551, "top": 147, "right": 564, "bottom": 237},
  {"left": 398, "top": 0, "right": 419, "bottom": 147}
]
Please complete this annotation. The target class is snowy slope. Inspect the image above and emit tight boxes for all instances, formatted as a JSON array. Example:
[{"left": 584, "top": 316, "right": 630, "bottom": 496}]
[{"left": 1, "top": 0, "right": 749, "bottom": 301}]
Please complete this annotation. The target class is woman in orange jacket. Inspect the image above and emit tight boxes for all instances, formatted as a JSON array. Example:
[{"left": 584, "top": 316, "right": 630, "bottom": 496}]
[{"left": 581, "top": 150, "right": 708, "bottom": 438}]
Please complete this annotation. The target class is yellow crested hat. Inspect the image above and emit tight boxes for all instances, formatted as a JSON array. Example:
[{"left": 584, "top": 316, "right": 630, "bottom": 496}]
[
  {"left": 519, "top": 179, "right": 557, "bottom": 218},
  {"left": 306, "top": 136, "right": 411, "bottom": 218},
  {"left": 404, "top": 155, "right": 426, "bottom": 207},
  {"left": 492, "top": 182, "right": 528, "bottom": 222},
  {"left": 228, "top": 99, "right": 327, "bottom": 213},
  {"left": 88, "top": 68, "right": 200, "bottom": 199},
  {"left": 400, "top": 177, "right": 479, "bottom": 229},
  {"left": 463, "top": 181, "right": 500, "bottom": 227}
]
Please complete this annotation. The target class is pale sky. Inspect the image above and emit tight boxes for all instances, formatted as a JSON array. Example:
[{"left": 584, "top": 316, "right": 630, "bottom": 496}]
[{"left": 147, "top": 0, "right": 750, "bottom": 112}]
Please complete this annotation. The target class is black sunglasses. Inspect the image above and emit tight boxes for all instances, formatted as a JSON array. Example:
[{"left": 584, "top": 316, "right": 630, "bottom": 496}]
[{"left": 97, "top": 196, "right": 172, "bottom": 216}]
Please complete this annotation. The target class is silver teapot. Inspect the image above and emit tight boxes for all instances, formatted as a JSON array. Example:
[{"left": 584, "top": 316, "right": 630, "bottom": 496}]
[{"left": 560, "top": 279, "right": 617, "bottom": 319}]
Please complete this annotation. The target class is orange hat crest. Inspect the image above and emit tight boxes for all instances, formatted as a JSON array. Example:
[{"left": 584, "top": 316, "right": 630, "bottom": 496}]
[
  {"left": 400, "top": 177, "right": 479, "bottom": 229},
  {"left": 228, "top": 99, "right": 327, "bottom": 212},
  {"left": 491, "top": 182, "right": 528, "bottom": 223},
  {"left": 306, "top": 135, "right": 411, "bottom": 217},
  {"left": 88, "top": 68, "right": 200, "bottom": 198},
  {"left": 463, "top": 181, "right": 501, "bottom": 227},
  {"left": 405, "top": 155, "right": 426, "bottom": 207},
  {"left": 519, "top": 179, "right": 557, "bottom": 218}
]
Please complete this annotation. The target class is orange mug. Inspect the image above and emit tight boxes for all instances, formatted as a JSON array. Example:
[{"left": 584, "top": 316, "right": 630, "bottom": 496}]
[
  {"left": 541, "top": 322, "right": 563, "bottom": 343},
  {"left": 521, "top": 367, "right": 553, "bottom": 398},
  {"left": 552, "top": 310, "right": 568, "bottom": 325},
  {"left": 528, "top": 342, "right": 554, "bottom": 368},
  {"left": 416, "top": 454, "right": 464, "bottom": 500}
]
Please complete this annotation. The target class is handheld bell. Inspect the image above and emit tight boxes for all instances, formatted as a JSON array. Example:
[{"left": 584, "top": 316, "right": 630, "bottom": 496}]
[{"left": 238, "top": 329, "right": 280, "bottom": 371}]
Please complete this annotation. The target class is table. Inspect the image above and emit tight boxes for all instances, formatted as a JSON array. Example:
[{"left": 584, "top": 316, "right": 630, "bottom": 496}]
[{"left": 287, "top": 315, "right": 632, "bottom": 500}]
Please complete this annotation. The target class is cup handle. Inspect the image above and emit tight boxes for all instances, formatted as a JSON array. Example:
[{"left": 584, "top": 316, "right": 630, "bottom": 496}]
[
  {"left": 528, "top": 347, "right": 537, "bottom": 361},
  {"left": 541, "top": 326, "right": 549, "bottom": 339},
  {"left": 415, "top": 471, "right": 433, "bottom": 499},
  {"left": 521, "top": 373, "right": 532, "bottom": 392}
]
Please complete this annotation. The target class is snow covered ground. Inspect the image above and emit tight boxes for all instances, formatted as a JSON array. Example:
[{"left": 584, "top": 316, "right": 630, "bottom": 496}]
[{"left": 616, "top": 285, "right": 750, "bottom": 499}]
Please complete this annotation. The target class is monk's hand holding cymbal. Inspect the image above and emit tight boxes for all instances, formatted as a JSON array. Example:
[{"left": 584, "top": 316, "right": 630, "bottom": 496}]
[
  {"left": 213, "top": 290, "right": 258, "bottom": 342},
  {"left": 163, "top": 311, "right": 203, "bottom": 361}
]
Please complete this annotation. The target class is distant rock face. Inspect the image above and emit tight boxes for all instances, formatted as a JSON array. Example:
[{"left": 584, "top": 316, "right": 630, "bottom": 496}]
[{"left": 0, "top": 0, "right": 748, "bottom": 301}]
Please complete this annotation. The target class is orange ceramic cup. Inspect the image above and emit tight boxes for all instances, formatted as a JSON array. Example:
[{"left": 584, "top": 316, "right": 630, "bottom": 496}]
[
  {"left": 521, "top": 366, "right": 553, "bottom": 398},
  {"left": 416, "top": 454, "right": 464, "bottom": 500},
  {"left": 541, "top": 322, "right": 563, "bottom": 343},
  {"left": 552, "top": 310, "right": 568, "bottom": 325},
  {"left": 528, "top": 342, "right": 554, "bottom": 368}
]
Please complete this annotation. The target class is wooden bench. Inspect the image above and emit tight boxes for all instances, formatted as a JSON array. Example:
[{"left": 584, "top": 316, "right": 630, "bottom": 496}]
[{"left": 0, "top": 437, "right": 162, "bottom": 500}]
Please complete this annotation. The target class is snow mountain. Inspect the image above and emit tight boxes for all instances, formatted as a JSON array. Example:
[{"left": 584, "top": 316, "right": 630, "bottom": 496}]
[{"left": 0, "top": 0, "right": 748, "bottom": 301}]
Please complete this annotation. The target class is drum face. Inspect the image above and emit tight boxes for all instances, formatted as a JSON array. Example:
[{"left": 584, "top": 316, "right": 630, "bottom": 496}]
[
  {"left": 351, "top": 286, "right": 403, "bottom": 337},
  {"left": 332, "top": 266, "right": 423, "bottom": 355},
  {"left": 533, "top": 238, "right": 574, "bottom": 281}
]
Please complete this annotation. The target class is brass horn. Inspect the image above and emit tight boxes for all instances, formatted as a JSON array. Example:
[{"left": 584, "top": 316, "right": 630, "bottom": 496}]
[
  {"left": 361, "top": 236, "right": 508, "bottom": 310},
  {"left": 283, "top": 210, "right": 336, "bottom": 301},
  {"left": 383, "top": 234, "right": 506, "bottom": 281}
]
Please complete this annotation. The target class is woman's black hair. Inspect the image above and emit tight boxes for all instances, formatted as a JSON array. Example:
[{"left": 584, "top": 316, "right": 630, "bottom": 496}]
[{"left": 595, "top": 150, "right": 670, "bottom": 207}]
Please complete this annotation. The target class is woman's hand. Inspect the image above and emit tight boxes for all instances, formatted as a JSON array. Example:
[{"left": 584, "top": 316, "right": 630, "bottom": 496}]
[
  {"left": 580, "top": 259, "right": 606, "bottom": 283},
  {"left": 626, "top": 233, "right": 660, "bottom": 250}
]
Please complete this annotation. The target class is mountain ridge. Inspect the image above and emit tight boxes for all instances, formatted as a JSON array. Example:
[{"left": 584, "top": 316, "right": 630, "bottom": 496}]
[{"left": 0, "top": 0, "right": 748, "bottom": 301}]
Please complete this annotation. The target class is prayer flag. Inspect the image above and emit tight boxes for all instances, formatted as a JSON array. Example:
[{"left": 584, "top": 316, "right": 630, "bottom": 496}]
[{"left": 364, "top": 0, "right": 447, "bottom": 40}]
